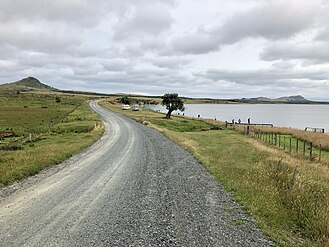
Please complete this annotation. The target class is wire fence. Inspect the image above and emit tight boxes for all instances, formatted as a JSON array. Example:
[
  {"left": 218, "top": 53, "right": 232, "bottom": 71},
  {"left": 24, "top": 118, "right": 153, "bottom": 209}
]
[{"left": 243, "top": 126, "right": 323, "bottom": 162}]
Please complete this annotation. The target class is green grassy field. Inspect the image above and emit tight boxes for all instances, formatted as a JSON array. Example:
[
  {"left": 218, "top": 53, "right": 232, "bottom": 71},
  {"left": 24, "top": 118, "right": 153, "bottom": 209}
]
[
  {"left": 0, "top": 93, "right": 103, "bottom": 186},
  {"left": 101, "top": 100, "right": 329, "bottom": 247}
]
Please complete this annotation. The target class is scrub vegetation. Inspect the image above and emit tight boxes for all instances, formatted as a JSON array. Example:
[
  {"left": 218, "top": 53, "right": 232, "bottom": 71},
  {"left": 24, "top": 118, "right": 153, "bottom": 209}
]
[
  {"left": 0, "top": 93, "right": 103, "bottom": 186},
  {"left": 101, "top": 99, "right": 329, "bottom": 247}
]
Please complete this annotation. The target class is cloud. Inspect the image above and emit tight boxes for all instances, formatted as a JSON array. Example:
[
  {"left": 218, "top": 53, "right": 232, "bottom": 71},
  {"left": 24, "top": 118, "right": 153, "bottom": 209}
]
[
  {"left": 199, "top": 66, "right": 329, "bottom": 88},
  {"left": 0, "top": 0, "right": 107, "bottom": 27},
  {"left": 113, "top": 2, "right": 174, "bottom": 41},
  {"left": 261, "top": 41, "right": 329, "bottom": 64},
  {"left": 218, "top": 0, "right": 318, "bottom": 43},
  {"left": 0, "top": 21, "right": 81, "bottom": 53},
  {"left": 102, "top": 59, "right": 130, "bottom": 72},
  {"left": 168, "top": 0, "right": 320, "bottom": 55},
  {"left": 146, "top": 56, "right": 191, "bottom": 69}
]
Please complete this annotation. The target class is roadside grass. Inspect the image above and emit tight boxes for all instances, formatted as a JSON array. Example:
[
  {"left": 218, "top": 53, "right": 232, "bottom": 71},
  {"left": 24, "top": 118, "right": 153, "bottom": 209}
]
[
  {"left": 101, "top": 100, "right": 329, "bottom": 247},
  {"left": 234, "top": 125, "right": 329, "bottom": 164},
  {"left": 242, "top": 125, "right": 329, "bottom": 151},
  {"left": 99, "top": 101, "right": 213, "bottom": 132},
  {"left": 0, "top": 93, "right": 103, "bottom": 186}
]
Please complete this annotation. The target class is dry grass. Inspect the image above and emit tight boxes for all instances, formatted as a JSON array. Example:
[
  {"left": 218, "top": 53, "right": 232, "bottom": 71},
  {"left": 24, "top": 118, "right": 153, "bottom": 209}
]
[{"left": 233, "top": 125, "right": 329, "bottom": 151}]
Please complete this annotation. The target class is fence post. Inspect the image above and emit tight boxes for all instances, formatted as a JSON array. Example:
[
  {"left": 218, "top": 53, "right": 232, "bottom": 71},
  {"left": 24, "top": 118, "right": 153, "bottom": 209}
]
[
  {"left": 283, "top": 136, "right": 286, "bottom": 150},
  {"left": 271, "top": 133, "right": 274, "bottom": 145},
  {"left": 303, "top": 141, "right": 306, "bottom": 157},
  {"left": 309, "top": 142, "right": 313, "bottom": 160},
  {"left": 289, "top": 138, "right": 292, "bottom": 153},
  {"left": 296, "top": 139, "right": 299, "bottom": 154},
  {"left": 278, "top": 135, "right": 281, "bottom": 148},
  {"left": 274, "top": 133, "right": 277, "bottom": 146}
]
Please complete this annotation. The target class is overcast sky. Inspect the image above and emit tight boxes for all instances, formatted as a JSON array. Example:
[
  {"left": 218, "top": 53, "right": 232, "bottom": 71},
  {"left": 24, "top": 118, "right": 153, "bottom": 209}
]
[{"left": 0, "top": 0, "right": 328, "bottom": 100}]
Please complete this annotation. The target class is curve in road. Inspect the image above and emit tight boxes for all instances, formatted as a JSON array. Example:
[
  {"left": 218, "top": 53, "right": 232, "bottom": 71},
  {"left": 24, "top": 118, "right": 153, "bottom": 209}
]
[{"left": 0, "top": 101, "right": 273, "bottom": 246}]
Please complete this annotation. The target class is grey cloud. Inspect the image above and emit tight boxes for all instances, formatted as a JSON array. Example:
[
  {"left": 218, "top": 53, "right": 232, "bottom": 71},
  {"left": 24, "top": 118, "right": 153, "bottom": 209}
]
[
  {"left": 113, "top": 3, "right": 174, "bottom": 41},
  {"left": 168, "top": 0, "right": 320, "bottom": 55},
  {"left": 218, "top": 0, "right": 318, "bottom": 44},
  {"left": 146, "top": 56, "right": 190, "bottom": 69},
  {"left": 102, "top": 59, "right": 131, "bottom": 72},
  {"left": 0, "top": 21, "right": 82, "bottom": 53},
  {"left": 72, "top": 64, "right": 103, "bottom": 76},
  {"left": 261, "top": 41, "right": 329, "bottom": 63},
  {"left": 0, "top": 0, "right": 108, "bottom": 27},
  {"left": 170, "top": 29, "right": 220, "bottom": 55},
  {"left": 200, "top": 67, "right": 329, "bottom": 87}
]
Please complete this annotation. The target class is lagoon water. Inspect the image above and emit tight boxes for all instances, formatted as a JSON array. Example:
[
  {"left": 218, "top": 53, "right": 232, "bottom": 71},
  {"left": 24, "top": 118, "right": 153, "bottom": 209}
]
[{"left": 147, "top": 104, "right": 329, "bottom": 132}]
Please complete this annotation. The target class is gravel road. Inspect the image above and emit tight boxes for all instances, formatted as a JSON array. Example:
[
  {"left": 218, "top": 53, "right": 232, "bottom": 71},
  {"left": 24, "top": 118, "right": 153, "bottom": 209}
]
[{"left": 0, "top": 101, "right": 274, "bottom": 246}]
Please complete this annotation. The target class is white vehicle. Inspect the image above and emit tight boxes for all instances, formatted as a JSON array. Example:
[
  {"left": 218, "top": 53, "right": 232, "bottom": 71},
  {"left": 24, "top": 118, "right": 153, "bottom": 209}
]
[
  {"left": 121, "top": 104, "right": 131, "bottom": 110},
  {"left": 132, "top": 104, "right": 140, "bottom": 111}
]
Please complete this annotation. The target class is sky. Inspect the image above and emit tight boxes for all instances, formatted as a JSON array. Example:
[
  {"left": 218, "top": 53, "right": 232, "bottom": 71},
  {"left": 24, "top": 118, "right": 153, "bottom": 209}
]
[{"left": 0, "top": 0, "right": 329, "bottom": 100}]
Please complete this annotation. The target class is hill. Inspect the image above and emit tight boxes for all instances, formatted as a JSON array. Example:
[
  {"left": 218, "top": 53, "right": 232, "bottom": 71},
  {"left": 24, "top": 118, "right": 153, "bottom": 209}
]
[
  {"left": 274, "top": 95, "right": 309, "bottom": 102},
  {"left": 245, "top": 95, "right": 311, "bottom": 103},
  {"left": 0, "top": 77, "right": 57, "bottom": 93}
]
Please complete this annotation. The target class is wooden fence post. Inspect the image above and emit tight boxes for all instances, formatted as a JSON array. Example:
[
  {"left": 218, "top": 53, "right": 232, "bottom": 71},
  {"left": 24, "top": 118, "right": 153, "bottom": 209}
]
[
  {"left": 278, "top": 135, "right": 281, "bottom": 148},
  {"left": 296, "top": 139, "right": 299, "bottom": 154},
  {"left": 283, "top": 136, "right": 286, "bottom": 150},
  {"left": 289, "top": 138, "right": 292, "bottom": 153},
  {"left": 274, "top": 133, "right": 277, "bottom": 146},
  {"left": 303, "top": 141, "right": 306, "bottom": 157},
  {"left": 309, "top": 142, "right": 313, "bottom": 160}
]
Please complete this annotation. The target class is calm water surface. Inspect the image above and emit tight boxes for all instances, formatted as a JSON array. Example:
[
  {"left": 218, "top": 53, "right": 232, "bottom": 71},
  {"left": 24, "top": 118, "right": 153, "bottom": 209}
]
[{"left": 147, "top": 104, "right": 329, "bottom": 132}]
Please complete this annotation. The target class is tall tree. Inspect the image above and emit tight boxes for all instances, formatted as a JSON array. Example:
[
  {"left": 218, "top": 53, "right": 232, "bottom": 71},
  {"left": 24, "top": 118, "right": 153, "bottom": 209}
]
[{"left": 162, "top": 93, "right": 185, "bottom": 119}]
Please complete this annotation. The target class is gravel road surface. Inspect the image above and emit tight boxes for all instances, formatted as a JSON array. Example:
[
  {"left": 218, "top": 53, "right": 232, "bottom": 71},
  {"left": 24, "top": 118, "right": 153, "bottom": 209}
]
[{"left": 0, "top": 101, "right": 274, "bottom": 246}]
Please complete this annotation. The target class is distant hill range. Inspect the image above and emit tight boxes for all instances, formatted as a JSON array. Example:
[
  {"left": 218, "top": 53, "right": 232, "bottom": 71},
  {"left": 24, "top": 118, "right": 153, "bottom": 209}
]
[
  {"left": 245, "top": 95, "right": 311, "bottom": 103},
  {"left": 0, "top": 77, "right": 57, "bottom": 93},
  {"left": 0, "top": 77, "right": 327, "bottom": 104}
]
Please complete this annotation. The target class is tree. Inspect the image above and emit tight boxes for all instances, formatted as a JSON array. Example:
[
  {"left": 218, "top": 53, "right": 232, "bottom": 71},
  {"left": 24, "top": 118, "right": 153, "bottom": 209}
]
[
  {"left": 162, "top": 93, "right": 185, "bottom": 119},
  {"left": 121, "top": 95, "right": 131, "bottom": 105}
]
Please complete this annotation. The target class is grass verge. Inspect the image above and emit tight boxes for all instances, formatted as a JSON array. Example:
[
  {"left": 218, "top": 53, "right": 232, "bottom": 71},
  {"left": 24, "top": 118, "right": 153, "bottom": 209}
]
[{"left": 101, "top": 100, "right": 329, "bottom": 247}]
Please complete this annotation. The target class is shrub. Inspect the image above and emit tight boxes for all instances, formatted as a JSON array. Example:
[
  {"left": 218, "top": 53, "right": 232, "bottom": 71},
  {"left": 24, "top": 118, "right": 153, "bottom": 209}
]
[{"left": 0, "top": 143, "right": 23, "bottom": 151}]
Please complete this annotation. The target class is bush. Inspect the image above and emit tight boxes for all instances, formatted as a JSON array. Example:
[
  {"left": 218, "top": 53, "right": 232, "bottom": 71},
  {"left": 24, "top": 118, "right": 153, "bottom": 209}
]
[{"left": 0, "top": 143, "right": 23, "bottom": 151}]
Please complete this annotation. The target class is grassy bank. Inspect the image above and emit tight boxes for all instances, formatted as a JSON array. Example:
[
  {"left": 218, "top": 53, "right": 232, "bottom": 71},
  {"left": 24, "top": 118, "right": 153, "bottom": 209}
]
[
  {"left": 0, "top": 93, "right": 103, "bottom": 186},
  {"left": 101, "top": 100, "right": 329, "bottom": 247}
]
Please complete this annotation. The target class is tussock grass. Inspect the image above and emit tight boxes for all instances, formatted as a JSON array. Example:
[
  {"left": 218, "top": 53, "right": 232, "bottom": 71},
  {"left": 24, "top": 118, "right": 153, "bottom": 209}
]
[
  {"left": 237, "top": 125, "right": 329, "bottom": 151},
  {"left": 102, "top": 99, "right": 329, "bottom": 247}
]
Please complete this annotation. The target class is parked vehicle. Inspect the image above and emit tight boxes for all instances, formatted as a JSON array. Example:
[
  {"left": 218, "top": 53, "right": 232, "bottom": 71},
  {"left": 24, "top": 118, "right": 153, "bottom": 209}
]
[
  {"left": 121, "top": 104, "right": 131, "bottom": 110},
  {"left": 132, "top": 104, "right": 140, "bottom": 111}
]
